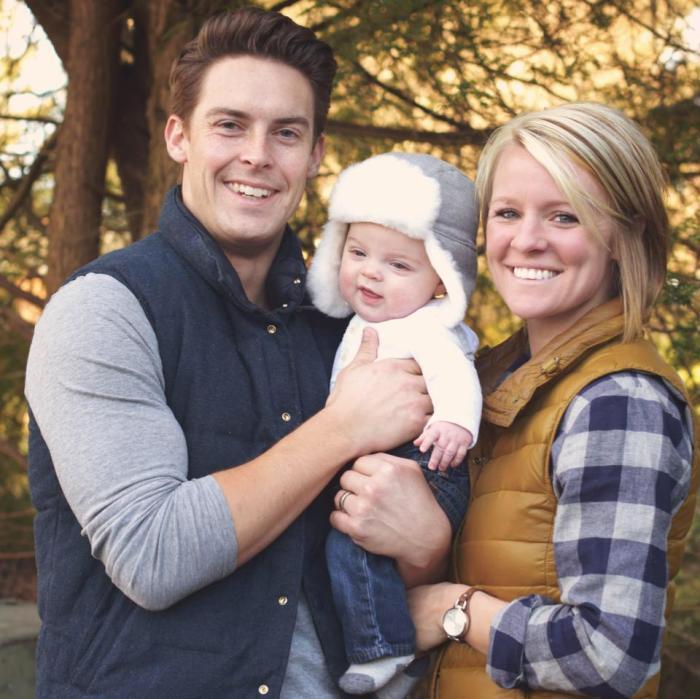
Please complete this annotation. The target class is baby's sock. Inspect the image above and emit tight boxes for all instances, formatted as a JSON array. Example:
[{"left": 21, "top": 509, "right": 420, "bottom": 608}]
[
  {"left": 376, "top": 656, "right": 430, "bottom": 699},
  {"left": 339, "top": 654, "right": 415, "bottom": 695}
]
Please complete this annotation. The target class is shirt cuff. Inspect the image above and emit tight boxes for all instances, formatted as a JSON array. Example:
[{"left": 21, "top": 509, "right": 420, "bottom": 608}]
[{"left": 487, "top": 595, "right": 547, "bottom": 689}]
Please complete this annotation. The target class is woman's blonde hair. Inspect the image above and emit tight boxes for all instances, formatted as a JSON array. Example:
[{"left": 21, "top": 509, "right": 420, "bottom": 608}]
[{"left": 476, "top": 102, "right": 669, "bottom": 342}]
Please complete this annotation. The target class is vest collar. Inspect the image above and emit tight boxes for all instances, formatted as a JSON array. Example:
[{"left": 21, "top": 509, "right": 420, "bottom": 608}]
[
  {"left": 479, "top": 298, "right": 625, "bottom": 427},
  {"left": 158, "top": 186, "right": 309, "bottom": 314}
]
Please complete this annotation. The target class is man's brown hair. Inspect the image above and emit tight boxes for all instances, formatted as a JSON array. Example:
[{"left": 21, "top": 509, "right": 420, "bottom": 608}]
[{"left": 169, "top": 6, "right": 337, "bottom": 141}]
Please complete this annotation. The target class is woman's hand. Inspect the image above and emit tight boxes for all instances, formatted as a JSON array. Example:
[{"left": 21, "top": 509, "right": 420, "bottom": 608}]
[
  {"left": 330, "top": 453, "right": 451, "bottom": 586},
  {"left": 408, "top": 583, "right": 509, "bottom": 655}
]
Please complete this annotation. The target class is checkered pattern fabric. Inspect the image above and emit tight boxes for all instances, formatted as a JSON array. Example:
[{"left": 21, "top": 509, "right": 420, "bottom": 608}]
[{"left": 487, "top": 371, "right": 694, "bottom": 698}]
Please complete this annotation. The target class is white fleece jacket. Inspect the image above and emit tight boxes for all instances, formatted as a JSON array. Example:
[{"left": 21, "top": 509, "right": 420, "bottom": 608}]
[{"left": 330, "top": 300, "right": 482, "bottom": 441}]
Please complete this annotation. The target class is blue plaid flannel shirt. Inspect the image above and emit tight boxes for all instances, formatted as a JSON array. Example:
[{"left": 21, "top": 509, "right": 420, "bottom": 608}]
[{"left": 487, "top": 371, "right": 694, "bottom": 698}]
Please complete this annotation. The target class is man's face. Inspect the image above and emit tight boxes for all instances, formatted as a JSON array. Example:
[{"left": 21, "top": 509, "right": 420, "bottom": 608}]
[{"left": 165, "top": 55, "right": 324, "bottom": 262}]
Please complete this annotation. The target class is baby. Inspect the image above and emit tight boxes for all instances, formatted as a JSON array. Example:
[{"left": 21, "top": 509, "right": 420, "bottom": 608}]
[{"left": 308, "top": 152, "right": 482, "bottom": 697}]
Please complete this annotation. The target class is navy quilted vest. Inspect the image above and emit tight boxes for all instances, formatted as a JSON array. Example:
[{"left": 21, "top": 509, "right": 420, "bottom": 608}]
[{"left": 29, "top": 187, "right": 348, "bottom": 698}]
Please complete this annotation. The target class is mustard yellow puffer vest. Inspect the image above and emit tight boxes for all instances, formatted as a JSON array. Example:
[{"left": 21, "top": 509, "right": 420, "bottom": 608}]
[{"left": 431, "top": 300, "right": 699, "bottom": 699}]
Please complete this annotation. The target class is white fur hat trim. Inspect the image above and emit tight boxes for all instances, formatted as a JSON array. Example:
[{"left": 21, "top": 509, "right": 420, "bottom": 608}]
[{"left": 307, "top": 153, "right": 475, "bottom": 327}]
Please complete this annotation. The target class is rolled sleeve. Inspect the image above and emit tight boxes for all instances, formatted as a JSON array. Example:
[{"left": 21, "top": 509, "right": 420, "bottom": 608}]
[{"left": 489, "top": 595, "right": 547, "bottom": 688}]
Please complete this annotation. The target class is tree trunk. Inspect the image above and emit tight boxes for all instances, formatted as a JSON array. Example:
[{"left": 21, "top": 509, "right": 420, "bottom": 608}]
[
  {"left": 111, "top": 2, "right": 150, "bottom": 242},
  {"left": 45, "top": 0, "right": 123, "bottom": 295},
  {"left": 24, "top": 0, "right": 70, "bottom": 65},
  {"left": 139, "top": 0, "right": 193, "bottom": 236}
]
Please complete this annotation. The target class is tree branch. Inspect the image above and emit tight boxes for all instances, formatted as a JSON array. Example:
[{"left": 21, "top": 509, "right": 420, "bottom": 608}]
[
  {"left": 0, "top": 307, "right": 35, "bottom": 342},
  {"left": 326, "top": 118, "right": 488, "bottom": 146},
  {"left": 270, "top": 0, "right": 306, "bottom": 11},
  {"left": 0, "top": 113, "right": 61, "bottom": 126},
  {"left": 675, "top": 238, "right": 700, "bottom": 258},
  {"left": 351, "top": 60, "right": 470, "bottom": 131},
  {"left": 310, "top": 0, "right": 368, "bottom": 34},
  {"left": 0, "top": 131, "right": 57, "bottom": 233},
  {"left": 0, "top": 272, "right": 45, "bottom": 309},
  {"left": 0, "top": 508, "right": 35, "bottom": 519},
  {"left": 583, "top": 0, "right": 700, "bottom": 57},
  {"left": 0, "top": 439, "right": 27, "bottom": 470}
]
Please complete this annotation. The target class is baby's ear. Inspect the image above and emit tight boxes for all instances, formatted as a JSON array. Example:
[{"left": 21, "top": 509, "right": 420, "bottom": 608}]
[{"left": 433, "top": 281, "right": 447, "bottom": 299}]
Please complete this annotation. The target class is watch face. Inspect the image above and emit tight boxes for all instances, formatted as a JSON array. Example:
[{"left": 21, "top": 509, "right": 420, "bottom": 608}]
[{"left": 442, "top": 607, "right": 467, "bottom": 638}]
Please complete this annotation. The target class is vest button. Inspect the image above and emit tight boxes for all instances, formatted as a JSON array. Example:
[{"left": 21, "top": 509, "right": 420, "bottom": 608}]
[
  {"left": 266, "top": 324, "right": 277, "bottom": 335},
  {"left": 293, "top": 277, "right": 301, "bottom": 285},
  {"left": 258, "top": 684, "right": 269, "bottom": 695},
  {"left": 541, "top": 356, "right": 561, "bottom": 376},
  {"left": 281, "top": 412, "right": 291, "bottom": 422},
  {"left": 278, "top": 595, "right": 288, "bottom": 606}
]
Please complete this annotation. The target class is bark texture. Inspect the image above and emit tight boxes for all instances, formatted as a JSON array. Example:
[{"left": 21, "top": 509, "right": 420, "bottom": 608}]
[
  {"left": 139, "top": 0, "right": 192, "bottom": 236},
  {"left": 45, "top": 0, "right": 123, "bottom": 293}
]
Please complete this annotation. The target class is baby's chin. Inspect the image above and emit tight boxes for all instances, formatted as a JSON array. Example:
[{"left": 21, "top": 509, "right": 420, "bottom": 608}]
[{"left": 354, "top": 310, "right": 409, "bottom": 324}]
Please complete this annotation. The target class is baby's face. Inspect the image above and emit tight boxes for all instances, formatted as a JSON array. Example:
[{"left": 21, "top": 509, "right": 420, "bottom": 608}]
[{"left": 338, "top": 222, "right": 444, "bottom": 323}]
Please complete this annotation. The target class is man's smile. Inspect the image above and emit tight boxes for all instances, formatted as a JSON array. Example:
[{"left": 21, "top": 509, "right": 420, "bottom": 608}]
[{"left": 228, "top": 181, "right": 274, "bottom": 199}]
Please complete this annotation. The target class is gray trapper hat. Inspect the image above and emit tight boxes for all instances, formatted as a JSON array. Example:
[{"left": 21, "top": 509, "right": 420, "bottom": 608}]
[{"left": 307, "top": 152, "right": 478, "bottom": 327}]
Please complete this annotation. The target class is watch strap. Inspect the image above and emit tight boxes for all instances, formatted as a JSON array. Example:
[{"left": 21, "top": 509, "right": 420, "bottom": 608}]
[{"left": 455, "top": 586, "right": 479, "bottom": 612}]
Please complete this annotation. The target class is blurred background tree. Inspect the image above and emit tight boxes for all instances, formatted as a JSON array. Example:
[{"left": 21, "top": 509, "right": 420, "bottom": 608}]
[{"left": 1, "top": 0, "right": 699, "bottom": 684}]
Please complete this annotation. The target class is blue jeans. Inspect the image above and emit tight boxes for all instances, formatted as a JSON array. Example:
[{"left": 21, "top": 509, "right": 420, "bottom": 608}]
[{"left": 326, "top": 442, "right": 470, "bottom": 663}]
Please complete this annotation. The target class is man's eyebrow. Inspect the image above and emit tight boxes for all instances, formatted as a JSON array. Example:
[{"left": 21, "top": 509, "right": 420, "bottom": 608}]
[
  {"left": 274, "top": 116, "right": 311, "bottom": 129},
  {"left": 204, "top": 108, "right": 311, "bottom": 129},
  {"left": 204, "top": 108, "right": 247, "bottom": 120}
]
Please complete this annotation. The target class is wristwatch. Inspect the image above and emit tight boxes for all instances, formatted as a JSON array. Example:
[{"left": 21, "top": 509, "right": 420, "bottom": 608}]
[{"left": 441, "top": 587, "right": 479, "bottom": 643}]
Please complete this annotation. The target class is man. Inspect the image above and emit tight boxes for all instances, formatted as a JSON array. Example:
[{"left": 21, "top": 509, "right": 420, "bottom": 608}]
[{"left": 25, "top": 8, "right": 447, "bottom": 698}]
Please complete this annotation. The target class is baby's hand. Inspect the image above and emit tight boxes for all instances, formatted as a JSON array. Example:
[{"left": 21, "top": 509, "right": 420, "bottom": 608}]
[{"left": 414, "top": 422, "right": 473, "bottom": 472}]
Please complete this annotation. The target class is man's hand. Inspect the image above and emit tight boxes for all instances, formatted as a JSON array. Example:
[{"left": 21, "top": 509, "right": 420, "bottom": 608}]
[
  {"left": 414, "top": 421, "right": 473, "bottom": 472},
  {"left": 326, "top": 328, "right": 431, "bottom": 458},
  {"left": 330, "top": 453, "right": 451, "bottom": 587},
  {"left": 212, "top": 330, "right": 430, "bottom": 568}
]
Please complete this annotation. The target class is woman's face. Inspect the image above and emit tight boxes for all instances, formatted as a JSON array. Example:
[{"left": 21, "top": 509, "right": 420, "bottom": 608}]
[{"left": 485, "top": 145, "right": 617, "bottom": 354}]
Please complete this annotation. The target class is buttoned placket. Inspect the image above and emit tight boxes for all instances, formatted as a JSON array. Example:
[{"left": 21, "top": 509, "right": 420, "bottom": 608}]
[{"left": 259, "top": 311, "right": 304, "bottom": 441}]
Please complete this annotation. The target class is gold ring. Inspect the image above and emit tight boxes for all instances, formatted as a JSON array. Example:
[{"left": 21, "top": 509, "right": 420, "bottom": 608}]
[{"left": 338, "top": 490, "right": 352, "bottom": 513}]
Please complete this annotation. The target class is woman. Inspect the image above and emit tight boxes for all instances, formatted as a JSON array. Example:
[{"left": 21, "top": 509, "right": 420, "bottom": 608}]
[{"left": 333, "top": 103, "right": 697, "bottom": 699}]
